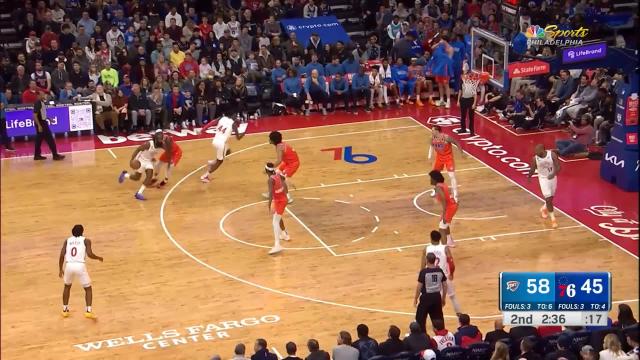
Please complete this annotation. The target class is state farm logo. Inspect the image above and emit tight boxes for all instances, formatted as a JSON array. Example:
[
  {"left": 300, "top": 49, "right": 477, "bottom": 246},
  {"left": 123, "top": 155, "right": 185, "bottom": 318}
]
[{"left": 427, "top": 116, "right": 460, "bottom": 127}]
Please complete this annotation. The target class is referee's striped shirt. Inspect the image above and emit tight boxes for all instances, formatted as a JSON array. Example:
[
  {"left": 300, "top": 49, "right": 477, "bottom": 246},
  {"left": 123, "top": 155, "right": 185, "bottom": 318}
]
[{"left": 418, "top": 267, "right": 447, "bottom": 297}]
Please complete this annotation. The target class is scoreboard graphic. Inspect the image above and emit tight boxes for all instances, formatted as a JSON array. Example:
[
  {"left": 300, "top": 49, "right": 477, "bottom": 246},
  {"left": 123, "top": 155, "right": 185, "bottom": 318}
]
[{"left": 499, "top": 272, "right": 611, "bottom": 326}]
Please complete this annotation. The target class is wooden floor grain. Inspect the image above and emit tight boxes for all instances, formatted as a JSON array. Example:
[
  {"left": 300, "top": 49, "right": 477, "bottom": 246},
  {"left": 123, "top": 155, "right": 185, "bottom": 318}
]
[{"left": 1, "top": 118, "right": 637, "bottom": 360}]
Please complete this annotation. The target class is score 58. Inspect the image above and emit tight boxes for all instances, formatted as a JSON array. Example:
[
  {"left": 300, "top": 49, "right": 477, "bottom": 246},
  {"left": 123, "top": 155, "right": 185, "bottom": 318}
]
[{"left": 527, "top": 279, "right": 551, "bottom": 294}]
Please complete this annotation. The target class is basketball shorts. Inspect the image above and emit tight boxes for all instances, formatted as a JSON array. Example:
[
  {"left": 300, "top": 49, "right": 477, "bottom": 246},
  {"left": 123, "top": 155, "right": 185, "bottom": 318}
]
[
  {"left": 439, "top": 204, "right": 458, "bottom": 228},
  {"left": 272, "top": 199, "right": 287, "bottom": 215},
  {"left": 435, "top": 76, "right": 450, "bottom": 84},
  {"left": 443, "top": 279, "right": 456, "bottom": 297},
  {"left": 135, "top": 155, "right": 155, "bottom": 173},
  {"left": 63, "top": 262, "right": 91, "bottom": 287},
  {"left": 433, "top": 156, "right": 455, "bottom": 172},
  {"left": 278, "top": 161, "right": 299, "bottom": 178},
  {"left": 538, "top": 176, "right": 557, "bottom": 198},
  {"left": 213, "top": 140, "right": 228, "bottom": 161},
  {"left": 159, "top": 146, "right": 182, "bottom": 166}
]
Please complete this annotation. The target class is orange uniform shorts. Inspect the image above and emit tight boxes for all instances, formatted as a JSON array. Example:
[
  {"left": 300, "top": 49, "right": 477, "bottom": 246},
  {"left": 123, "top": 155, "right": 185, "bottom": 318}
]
[
  {"left": 159, "top": 145, "right": 182, "bottom": 166},
  {"left": 272, "top": 199, "right": 288, "bottom": 215},
  {"left": 433, "top": 155, "right": 455, "bottom": 172},
  {"left": 443, "top": 203, "right": 458, "bottom": 223},
  {"left": 435, "top": 75, "right": 450, "bottom": 84},
  {"left": 278, "top": 161, "right": 299, "bottom": 178}
]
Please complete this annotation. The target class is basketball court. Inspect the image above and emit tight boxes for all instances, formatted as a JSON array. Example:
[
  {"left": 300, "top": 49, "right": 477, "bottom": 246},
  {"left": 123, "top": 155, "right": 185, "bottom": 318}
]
[{"left": 1, "top": 116, "right": 638, "bottom": 359}]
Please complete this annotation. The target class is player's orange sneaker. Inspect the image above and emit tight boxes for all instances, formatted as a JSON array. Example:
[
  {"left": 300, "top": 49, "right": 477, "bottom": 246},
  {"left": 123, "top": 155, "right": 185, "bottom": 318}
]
[
  {"left": 84, "top": 312, "right": 97, "bottom": 319},
  {"left": 416, "top": 99, "right": 424, "bottom": 107},
  {"left": 540, "top": 207, "right": 549, "bottom": 219},
  {"left": 551, "top": 220, "right": 558, "bottom": 229}
]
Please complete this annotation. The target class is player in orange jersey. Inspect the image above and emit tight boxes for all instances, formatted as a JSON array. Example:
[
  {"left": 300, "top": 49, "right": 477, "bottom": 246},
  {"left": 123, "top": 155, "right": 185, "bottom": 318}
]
[
  {"left": 152, "top": 131, "right": 183, "bottom": 187},
  {"left": 429, "top": 170, "right": 458, "bottom": 247},
  {"left": 429, "top": 125, "right": 464, "bottom": 202},
  {"left": 263, "top": 131, "right": 299, "bottom": 203},
  {"left": 266, "top": 162, "right": 290, "bottom": 255}
]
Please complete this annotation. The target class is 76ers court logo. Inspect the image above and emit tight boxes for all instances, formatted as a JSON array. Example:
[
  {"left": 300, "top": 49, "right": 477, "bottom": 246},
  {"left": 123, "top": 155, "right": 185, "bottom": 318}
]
[
  {"left": 506, "top": 281, "right": 520, "bottom": 292},
  {"left": 427, "top": 116, "right": 461, "bottom": 127}
]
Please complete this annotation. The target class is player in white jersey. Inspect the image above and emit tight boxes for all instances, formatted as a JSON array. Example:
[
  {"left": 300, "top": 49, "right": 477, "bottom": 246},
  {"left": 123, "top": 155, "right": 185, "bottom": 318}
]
[
  {"left": 58, "top": 225, "right": 103, "bottom": 319},
  {"left": 118, "top": 131, "right": 165, "bottom": 200},
  {"left": 421, "top": 230, "right": 462, "bottom": 314},
  {"left": 528, "top": 144, "right": 561, "bottom": 228},
  {"left": 198, "top": 112, "right": 246, "bottom": 183},
  {"left": 431, "top": 318, "right": 456, "bottom": 350}
]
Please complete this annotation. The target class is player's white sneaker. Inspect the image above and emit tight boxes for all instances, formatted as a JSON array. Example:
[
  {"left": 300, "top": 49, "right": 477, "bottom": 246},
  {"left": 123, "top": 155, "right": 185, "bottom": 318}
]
[
  {"left": 169, "top": 122, "right": 175, "bottom": 130},
  {"left": 280, "top": 231, "right": 290, "bottom": 241},
  {"left": 429, "top": 189, "right": 436, "bottom": 198},
  {"left": 200, "top": 174, "right": 210, "bottom": 183},
  {"left": 262, "top": 192, "right": 269, "bottom": 199},
  {"left": 287, "top": 194, "right": 294, "bottom": 204},
  {"left": 181, "top": 121, "right": 187, "bottom": 129},
  {"left": 268, "top": 245, "right": 283, "bottom": 255},
  {"left": 191, "top": 120, "right": 196, "bottom": 127}
]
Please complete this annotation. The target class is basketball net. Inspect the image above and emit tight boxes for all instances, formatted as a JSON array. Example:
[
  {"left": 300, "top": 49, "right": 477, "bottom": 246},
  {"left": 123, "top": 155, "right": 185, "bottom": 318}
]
[{"left": 464, "top": 71, "right": 490, "bottom": 93}]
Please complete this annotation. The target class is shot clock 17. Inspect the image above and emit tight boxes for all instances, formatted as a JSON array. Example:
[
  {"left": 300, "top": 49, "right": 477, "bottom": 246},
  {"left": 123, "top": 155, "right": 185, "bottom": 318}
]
[{"left": 499, "top": 272, "right": 611, "bottom": 326}]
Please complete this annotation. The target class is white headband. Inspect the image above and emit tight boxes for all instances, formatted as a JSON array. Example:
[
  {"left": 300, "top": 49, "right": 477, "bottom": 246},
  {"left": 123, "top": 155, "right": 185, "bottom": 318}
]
[{"left": 265, "top": 164, "right": 275, "bottom": 171}]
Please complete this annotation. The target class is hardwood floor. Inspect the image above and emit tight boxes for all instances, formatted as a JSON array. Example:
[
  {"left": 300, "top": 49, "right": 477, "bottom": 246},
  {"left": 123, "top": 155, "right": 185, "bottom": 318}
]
[{"left": 1, "top": 118, "right": 637, "bottom": 360}]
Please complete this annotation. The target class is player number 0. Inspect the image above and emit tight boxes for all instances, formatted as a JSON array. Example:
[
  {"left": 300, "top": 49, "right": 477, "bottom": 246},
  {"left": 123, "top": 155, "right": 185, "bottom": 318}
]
[
  {"left": 70, "top": 247, "right": 77, "bottom": 257},
  {"left": 527, "top": 278, "right": 550, "bottom": 294}
]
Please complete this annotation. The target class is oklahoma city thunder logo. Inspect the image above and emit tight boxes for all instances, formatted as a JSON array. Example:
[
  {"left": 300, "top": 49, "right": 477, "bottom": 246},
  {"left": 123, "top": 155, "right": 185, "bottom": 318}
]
[
  {"left": 525, "top": 25, "right": 545, "bottom": 39},
  {"left": 506, "top": 281, "right": 520, "bottom": 292}
]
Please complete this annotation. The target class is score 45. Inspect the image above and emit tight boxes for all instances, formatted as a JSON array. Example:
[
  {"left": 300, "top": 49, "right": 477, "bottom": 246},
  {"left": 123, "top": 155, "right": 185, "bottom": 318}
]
[
  {"left": 558, "top": 278, "right": 604, "bottom": 298},
  {"left": 321, "top": 146, "right": 378, "bottom": 164}
]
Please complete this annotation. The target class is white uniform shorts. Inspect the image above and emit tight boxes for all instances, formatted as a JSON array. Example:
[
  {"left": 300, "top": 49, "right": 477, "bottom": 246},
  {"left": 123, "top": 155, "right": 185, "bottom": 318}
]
[
  {"left": 63, "top": 262, "right": 91, "bottom": 287},
  {"left": 442, "top": 279, "right": 456, "bottom": 297},
  {"left": 213, "top": 140, "right": 228, "bottom": 161},
  {"left": 538, "top": 177, "right": 557, "bottom": 198},
  {"left": 135, "top": 155, "right": 155, "bottom": 174}
]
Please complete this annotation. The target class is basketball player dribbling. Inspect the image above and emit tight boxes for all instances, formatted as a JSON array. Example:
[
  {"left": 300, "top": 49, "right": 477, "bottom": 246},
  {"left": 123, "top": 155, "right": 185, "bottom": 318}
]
[
  {"left": 199, "top": 112, "right": 245, "bottom": 183},
  {"left": 429, "top": 170, "right": 458, "bottom": 247},
  {"left": 263, "top": 131, "right": 299, "bottom": 203},
  {"left": 58, "top": 225, "right": 103, "bottom": 319},
  {"left": 429, "top": 125, "right": 464, "bottom": 202},
  {"left": 153, "top": 132, "right": 183, "bottom": 187},
  {"left": 266, "top": 162, "right": 290, "bottom": 255},
  {"left": 528, "top": 144, "right": 561, "bottom": 228},
  {"left": 118, "top": 131, "right": 165, "bottom": 200},
  {"left": 422, "top": 230, "right": 462, "bottom": 314}
]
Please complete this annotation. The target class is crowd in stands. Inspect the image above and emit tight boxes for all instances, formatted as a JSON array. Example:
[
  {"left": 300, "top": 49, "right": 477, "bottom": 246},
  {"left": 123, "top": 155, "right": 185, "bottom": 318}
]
[
  {"left": 211, "top": 305, "right": 638, "bottom": 360},
  {"left": 0, "top": 0, "right": 633, "bottom": 150}
]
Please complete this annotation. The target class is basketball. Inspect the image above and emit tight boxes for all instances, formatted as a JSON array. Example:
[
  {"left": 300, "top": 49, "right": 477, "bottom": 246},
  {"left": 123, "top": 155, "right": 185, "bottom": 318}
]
[{"left": 130, "top": 159, "right": 141, "bottom": 170}]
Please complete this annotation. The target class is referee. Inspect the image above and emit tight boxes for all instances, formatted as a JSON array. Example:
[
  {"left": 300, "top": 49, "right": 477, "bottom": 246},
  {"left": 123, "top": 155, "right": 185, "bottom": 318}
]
[
  {"left": 33, "top": 90, "right": 65, "bottom": 161},
  {"left": 414, "top": 252, "right": 447, "bottom": 333},
  {"left": 457, "top": 63, "right": 477, "bottom": 136}
]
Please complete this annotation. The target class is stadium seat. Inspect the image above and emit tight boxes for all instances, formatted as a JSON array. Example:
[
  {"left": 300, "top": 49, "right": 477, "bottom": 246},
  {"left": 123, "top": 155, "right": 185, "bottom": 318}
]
[
  {"left": 391, "top": 351, "right": 417, "bottom": 360},
  {"left": 439, "top": 346, "right": 468, "bottom": 360},
  {"left": 467, "top": 342, "right": 492, "bottom": 360},
  {"left": 368, "top": 355, "right": 391, "bottom": 360}
]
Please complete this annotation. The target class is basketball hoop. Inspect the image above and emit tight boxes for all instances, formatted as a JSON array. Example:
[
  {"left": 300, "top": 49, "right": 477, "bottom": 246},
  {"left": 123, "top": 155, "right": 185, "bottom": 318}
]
[
  {"left": 479, "top": 71, "right": 490, "bottom": 84},
  {"left": 463, "top": 72, "right": 482, "bottom": 93}
]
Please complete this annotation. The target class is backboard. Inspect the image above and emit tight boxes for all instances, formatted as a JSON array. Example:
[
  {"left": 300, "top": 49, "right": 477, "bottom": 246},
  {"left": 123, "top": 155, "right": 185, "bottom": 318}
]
[{"left": 470, "top": 27, "right": 509, "bottom": 90}]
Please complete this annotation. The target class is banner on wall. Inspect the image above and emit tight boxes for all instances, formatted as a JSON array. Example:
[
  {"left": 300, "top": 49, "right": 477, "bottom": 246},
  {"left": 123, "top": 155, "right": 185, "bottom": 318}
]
[
  {"left": 280, "top": 16, "right": 350, "bottom": 46},
  {"left": 5, "top": 103, "right": 93, "bottom": 137}
]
